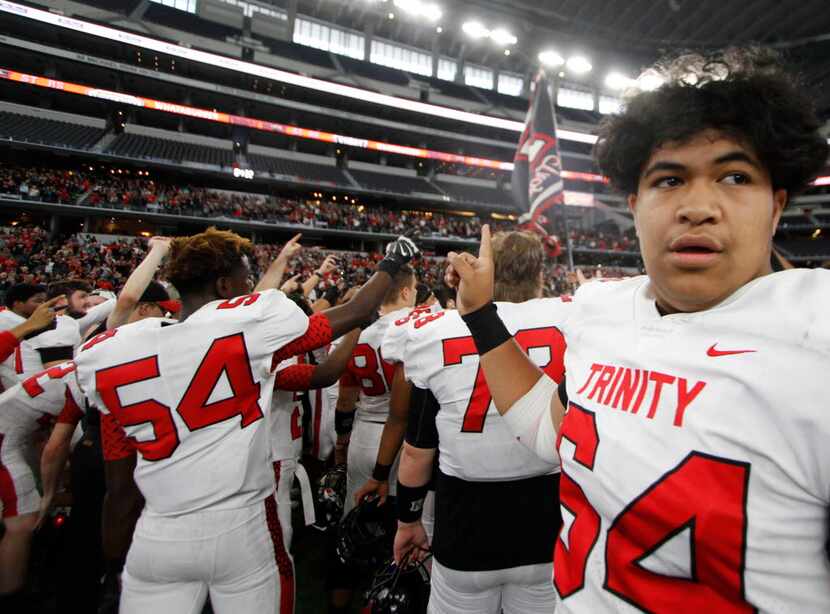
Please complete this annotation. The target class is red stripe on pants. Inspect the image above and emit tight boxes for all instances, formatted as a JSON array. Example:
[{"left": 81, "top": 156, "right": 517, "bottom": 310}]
[
  {"left": 312, "top": 389, "right": 322, "bottom": 459},
  {"left": 265, "top": 477, "right": 295, "bottom": 614},
  {"left": 0, "top": 434, "right": 18, "bottom": 518}
]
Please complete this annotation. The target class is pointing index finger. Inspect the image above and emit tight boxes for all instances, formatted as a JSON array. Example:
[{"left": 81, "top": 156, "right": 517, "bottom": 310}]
[{"left": 479, "top": 224, "right": 493, "bottom": 261}]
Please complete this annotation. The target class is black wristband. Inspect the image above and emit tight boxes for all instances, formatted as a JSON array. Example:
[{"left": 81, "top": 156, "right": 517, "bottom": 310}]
[
  {"left": 396, "top": 482, "right": 428, "bottom": 523},
  {"left": 372, "top": 462, "right": 392, "bottom": 482},
  {"left": 461, "top": 302, "right": 512, "bottom": 356},
  {"left": 334, "top": 410, "right": 354, "bottom": 436},
  {"left": 378, "top": 258, "right": 401, "bottom": 276}
]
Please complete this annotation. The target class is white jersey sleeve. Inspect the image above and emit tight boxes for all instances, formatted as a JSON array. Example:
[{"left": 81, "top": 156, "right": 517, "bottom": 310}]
[
  {"left": 0, "top": 315, "right": 81, "bottom": 390},
  {"left": 270, "top": 356, "right": 305, "bottom": 462},
  {"left": 382, "top": 304, "right": 443, "bottom": 365},
  {"left": 75, "top": 298, "right": 115, "bottom": 334},
  {"left": 0, "top": 361, "right": 84, "bottom": 446},
  {"left": 74, "top": 289, "right": 309, "bottom": 516}
]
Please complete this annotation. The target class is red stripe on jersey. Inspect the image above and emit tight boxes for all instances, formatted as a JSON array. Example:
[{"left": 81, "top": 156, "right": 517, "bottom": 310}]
[
  {"left": 264, "top": 488, "right": 295, "bottom": 614},
  {"left": 311, "top": 388, "right": 322, "bottom": 459},
  {"left": 271, "top": 314, "right": 333, "bottom": 370},
  {"left": 0, "top": 434, "right": 18, "bottom": 518},
  {"left": 101, "top": 412, "right": 136, "bottom": 462},
  {"left": 14, "top": 345, "right": 22, "bottom": 374},
  {"left": 0, "top": 330, "right": 20, "bottom": 364}
]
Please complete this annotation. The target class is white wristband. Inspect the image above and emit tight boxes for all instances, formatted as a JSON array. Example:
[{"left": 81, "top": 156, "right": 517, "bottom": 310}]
[{"left": 501, "top": 374, "right": 561, "bottom": 468}]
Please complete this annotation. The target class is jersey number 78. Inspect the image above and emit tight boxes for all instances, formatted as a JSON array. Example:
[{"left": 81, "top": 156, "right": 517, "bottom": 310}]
[{"left": 442, "top": 326, "right": 566, "bottom": 433}]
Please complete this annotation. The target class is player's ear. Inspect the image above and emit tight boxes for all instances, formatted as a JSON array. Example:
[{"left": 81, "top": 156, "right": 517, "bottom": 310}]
[{"left": 215, "top": 276, "right": 235, "bottom": 299}]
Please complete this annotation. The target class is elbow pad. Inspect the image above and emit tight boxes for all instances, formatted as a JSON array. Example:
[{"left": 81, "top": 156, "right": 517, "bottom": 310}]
[{"left": 500, "top": 375, "right": 561, "bottom": 468}]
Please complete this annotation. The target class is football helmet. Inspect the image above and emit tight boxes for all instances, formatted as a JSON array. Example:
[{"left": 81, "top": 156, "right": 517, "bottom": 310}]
[
  {"left": 336, "top": 496, "right": 395, "bottom": 569},
  {"left": 314, "top": 464, "right": 347, "bottom": 531},
  {"left": 364, "top": 552, "right": 431, "bottom": 614}
]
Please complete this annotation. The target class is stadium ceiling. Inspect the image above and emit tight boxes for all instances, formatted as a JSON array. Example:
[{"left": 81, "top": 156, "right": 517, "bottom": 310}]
[{"left": 295, "top": 0, "right": 830, "bottom": 111}]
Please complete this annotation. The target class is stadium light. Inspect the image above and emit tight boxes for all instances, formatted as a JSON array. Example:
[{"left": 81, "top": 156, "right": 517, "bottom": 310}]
[
  {"left": 462, "top": 21, "right": 490, "bottom": 39},
  {"left": 538, "top": 50, "right": 565, "bottom": 68},
  {"left": 566, "top": 55, "right": 593, "bottom": 74},
  {"left": 393, "top": 0, "right": 442, "bottom": 22},
  {"left": 490, "top": 28, "right": 518, "bottom": 46},
  {"left": 605, "top": 72, "right": 635, "bottom": 90}
]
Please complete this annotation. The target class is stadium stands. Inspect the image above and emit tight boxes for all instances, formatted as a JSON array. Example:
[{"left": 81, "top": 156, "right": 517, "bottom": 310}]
[
  {"left": 348, "top": 168, "right": 441, "bottom": 195},
  {"left": 0, "top": 111, "right": 104, "bottom": 150},
  {"left": 434, "top": 180, "right": 510, "bottom": 206},
  {"left": 106, "top": 133, "right": 235, "bottom": 167},
  {"left": 247, "top": 153, "right": 349, "bottom": 186}
]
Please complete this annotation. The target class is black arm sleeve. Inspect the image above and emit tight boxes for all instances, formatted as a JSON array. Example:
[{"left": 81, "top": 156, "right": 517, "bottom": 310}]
[
  {"left": 405, "top": 385, "right": 440, "bottom": 449},
  {"left": 37, "top": 346, "right": 75, "bottom": 363},
  {"left": 558, "top": 373, "right": 568, "bottom": 408}
]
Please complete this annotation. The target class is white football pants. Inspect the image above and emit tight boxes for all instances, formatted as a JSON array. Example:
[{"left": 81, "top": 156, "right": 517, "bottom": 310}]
[{"left": 120, "top": 495, "right": 295, "bottom": 614}]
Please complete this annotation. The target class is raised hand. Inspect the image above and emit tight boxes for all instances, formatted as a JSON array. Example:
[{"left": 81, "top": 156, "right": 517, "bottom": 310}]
[
  {"left": 148, "top": 236, "right": 172, "bottom": 254},
  {"left": 21, "top": 295, "right": 65, "bottom": 336},
  {"left": 316, "top": 255, "right": 338, "bottom": 277},
  {"left": 276, "top": 233, "right": 303, "bottom": 265},
  {"left": 280, "top": 274, "right": 301, "bottom": 294},
  {"left": 381, "top": 236, "right": 419, "bottom": 274},
  {"left": 447, "top": 224, "right": 494, "bottom": 315}
]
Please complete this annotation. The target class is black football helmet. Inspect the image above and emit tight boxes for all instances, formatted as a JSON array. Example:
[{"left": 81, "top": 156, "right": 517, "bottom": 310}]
[
  {"left": 314, "top": 464, "right": 347, "bottom": 531},
  {"left": 336, "top": 496, "right": 395, "bottom": 570},
  {"left": 364, "top": 553, "right": 431, "bottom": 614}
]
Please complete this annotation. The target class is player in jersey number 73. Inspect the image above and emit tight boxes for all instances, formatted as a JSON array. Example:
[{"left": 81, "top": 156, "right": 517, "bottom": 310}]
[{"left": 448, "top": 48, "right": 830, "bottom": 613}]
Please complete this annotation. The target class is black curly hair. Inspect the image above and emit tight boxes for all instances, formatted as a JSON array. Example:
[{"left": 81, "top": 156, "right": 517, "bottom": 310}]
[
  {"left": 165, "top": 227, "right": 253, "bottom": 295},
  {"left": 595, "top": 47, "right": 829, "bottom": 197}
]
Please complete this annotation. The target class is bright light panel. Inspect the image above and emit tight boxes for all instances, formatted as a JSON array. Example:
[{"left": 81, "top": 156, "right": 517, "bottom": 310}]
[
  {"left": 566, "top": 55, "right": 592, "bottom": 74},
  {"left": 462, "top": 21, "right": 489, "bottom": 39},
  {"left": 489, "top": 28, "right": 517, "bottom": 46},
  {"left": 393, "top": 0, "right": 442, "bottom": 22},
  {"left": 538, "top": 50, "right": 565, "bottom": 67}
]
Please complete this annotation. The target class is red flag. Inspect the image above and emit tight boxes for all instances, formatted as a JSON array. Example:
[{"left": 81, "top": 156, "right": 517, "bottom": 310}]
[{"left": 512, "top": 69, "right": 564, "bottom": 254}]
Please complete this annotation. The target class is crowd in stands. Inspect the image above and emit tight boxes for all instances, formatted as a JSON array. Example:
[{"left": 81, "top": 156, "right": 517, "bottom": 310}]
[
  {"left": 0, "top": 166, "right": 645, "bottom": 257},
  {"left": 0, "top": 225, "right": 637, "bottom": 304}
]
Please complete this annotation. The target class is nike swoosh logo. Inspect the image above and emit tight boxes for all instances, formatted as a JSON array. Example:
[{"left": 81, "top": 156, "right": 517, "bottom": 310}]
[{"left": 707, "top": 343, "right": 756, "bottom": 357}]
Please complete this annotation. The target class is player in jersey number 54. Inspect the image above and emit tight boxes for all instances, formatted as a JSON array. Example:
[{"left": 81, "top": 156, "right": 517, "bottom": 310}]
[
  {"left": 74, "top": 228, "right": 419, "bottom": 614},
  {"left": 449, "top": 48, "right": 830, "bottom": 613}
]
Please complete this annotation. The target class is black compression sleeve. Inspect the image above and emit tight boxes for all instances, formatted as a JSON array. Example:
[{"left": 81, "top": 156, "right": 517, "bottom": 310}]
[
  {"left": 405, "top": 385, "right": 440, "bottom": 449},
  {"left": 558, "top": 374, "right": 568, "bottom": 408},
  {"left": 37, "top": 346, "right": 74, "bottom": 363}
]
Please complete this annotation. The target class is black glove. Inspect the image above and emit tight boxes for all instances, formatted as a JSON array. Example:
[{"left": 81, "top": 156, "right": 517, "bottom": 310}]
[
  {"left": 322, "top": 284, "right": 340, "bottom": 306},
  {"left": 378, "top": 235, "right": 419, "bottom": 276}
]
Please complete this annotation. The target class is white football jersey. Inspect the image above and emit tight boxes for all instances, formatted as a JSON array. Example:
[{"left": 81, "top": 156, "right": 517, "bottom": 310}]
[
  {"left": 270, "top": 355, "right": 305, "bottom": 462},
  {"left": 382, "top": 304, "right": 443, "bottom": 365},
  {"left": 0, "top": 311, "right": 81, "bottom": 390},
  {"left": 0, "top": 361, "right": 85, "bottom": 446},
  {"left": 343, "top": 312, "right": 400, "bottom": 422},
  {"left": 551, "top": 271, "right": 830, "bottom": 612},
  {"left": 75, "top": 290, "right": 309, "bottom": 516},
  {"left": 403, "top": 299, "right": 568, "bottom": 481}
]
